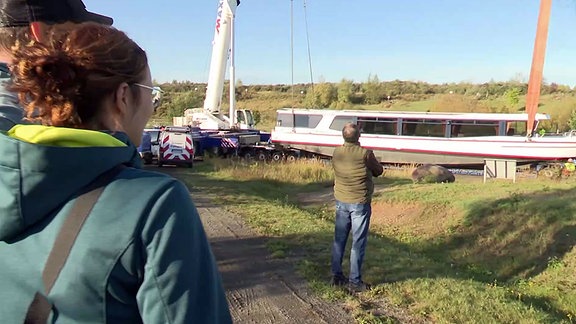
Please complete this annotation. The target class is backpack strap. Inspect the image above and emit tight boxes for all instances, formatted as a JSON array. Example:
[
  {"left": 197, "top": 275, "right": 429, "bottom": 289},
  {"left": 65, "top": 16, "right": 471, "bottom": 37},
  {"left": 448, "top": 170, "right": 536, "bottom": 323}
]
[{"left": 23, "top": 164, "right": 127, "bottom": 324}]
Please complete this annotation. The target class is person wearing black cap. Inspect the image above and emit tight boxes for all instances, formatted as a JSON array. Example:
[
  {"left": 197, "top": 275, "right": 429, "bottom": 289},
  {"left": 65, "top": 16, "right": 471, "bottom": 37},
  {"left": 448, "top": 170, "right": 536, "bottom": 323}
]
[
  {"left": 0, "top": 0, "right": 113, "bottom": 131},
  {"left": 0, "top": 22, "right": 232, "bottom": 323}
]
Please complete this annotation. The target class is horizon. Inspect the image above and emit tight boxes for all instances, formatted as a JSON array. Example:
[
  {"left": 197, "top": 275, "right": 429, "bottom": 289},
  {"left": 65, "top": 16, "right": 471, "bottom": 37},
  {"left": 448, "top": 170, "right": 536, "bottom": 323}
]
[
  {"left": 86, "top": 1, "right": 576, "bottom": 87},
  {"left": 154, "top": 78, "right": 575, "bottom": 89}
]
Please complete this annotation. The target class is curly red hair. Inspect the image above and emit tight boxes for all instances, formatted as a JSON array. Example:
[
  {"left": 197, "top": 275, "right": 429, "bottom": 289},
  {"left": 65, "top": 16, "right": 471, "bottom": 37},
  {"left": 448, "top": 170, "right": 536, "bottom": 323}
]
[{"left": 10, "top": 22, "right": 148, "bottom": 128}]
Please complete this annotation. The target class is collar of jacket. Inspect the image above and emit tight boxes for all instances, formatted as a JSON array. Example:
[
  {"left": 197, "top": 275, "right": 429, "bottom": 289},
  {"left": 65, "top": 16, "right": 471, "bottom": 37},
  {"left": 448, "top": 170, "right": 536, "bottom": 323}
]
[{"left": 8, "top": 124, "right": 127, "bottom": 147}]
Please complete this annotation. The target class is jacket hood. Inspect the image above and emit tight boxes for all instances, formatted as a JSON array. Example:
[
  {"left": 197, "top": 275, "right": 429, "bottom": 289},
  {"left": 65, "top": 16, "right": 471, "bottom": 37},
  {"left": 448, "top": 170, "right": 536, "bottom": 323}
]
[
  {"left": 0, "top": 125, "right": 141, "bottom": 241},
  {"left": 0, "top": 79, "right": 24, "bottom": 130}
]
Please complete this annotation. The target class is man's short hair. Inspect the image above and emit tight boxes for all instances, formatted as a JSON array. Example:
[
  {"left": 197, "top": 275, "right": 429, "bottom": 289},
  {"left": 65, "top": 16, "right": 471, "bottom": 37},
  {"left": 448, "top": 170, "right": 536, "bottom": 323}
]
[
  {"left": 0, "top": 0, "right": 113, "bottom": 27},
  {"left": 342, "top": 123, "right": 360, "bottom": 143}
]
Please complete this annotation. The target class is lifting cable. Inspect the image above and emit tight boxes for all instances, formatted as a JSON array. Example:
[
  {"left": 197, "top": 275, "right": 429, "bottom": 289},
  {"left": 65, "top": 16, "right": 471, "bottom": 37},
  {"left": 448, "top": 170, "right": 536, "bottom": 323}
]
[
  {"left": 303, "top": 0, "right": 314, "bottom": 92},
  {"left": 290, "top": 0, "right": 296, "bottom": 130},
  {"left": 290, "top": 0, "right": 315, "bottom": 130},
  {"left": 290, "top": 0, "right": 294, "bottom": 109}
]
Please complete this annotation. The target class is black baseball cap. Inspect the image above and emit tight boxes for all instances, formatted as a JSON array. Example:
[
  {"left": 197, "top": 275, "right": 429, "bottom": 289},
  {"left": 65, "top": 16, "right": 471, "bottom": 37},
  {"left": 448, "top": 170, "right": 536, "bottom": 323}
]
[{"left": 0, "top": 0, "right": 113, "bottom": 27}]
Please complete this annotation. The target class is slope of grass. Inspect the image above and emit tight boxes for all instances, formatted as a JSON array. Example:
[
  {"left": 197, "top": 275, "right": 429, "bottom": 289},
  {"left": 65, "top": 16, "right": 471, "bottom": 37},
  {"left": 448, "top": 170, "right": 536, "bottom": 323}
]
[{"left": 170, "top": 159, "right": 576, "bottom": 323}]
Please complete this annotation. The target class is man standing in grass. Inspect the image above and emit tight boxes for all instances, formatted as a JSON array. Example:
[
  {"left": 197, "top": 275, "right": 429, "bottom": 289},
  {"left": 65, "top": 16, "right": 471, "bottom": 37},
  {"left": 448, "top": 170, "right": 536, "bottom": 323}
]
[{"left": 331, "top": 123, "right": 383, "bottom": 293}]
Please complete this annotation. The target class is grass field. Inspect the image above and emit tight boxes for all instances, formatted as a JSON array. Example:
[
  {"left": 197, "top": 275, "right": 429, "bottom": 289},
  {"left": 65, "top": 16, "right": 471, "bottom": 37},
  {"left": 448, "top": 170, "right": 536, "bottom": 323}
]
[
  {"left": 172, "top": 159, "right": 576, "bottom": 323},
  {"left": 149, "top": 89, "right": 576, "bottom": 321}
]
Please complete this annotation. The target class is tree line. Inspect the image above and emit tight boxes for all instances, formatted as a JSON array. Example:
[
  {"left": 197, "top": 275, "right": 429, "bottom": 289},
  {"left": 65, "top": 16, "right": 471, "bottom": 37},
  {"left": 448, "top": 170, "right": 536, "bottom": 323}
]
[
  {"left": 157, "top": 75, "right": 574, "bottom": 112},
  {"left": 154, "top": 76, "right": 576, "bottom": 133}
]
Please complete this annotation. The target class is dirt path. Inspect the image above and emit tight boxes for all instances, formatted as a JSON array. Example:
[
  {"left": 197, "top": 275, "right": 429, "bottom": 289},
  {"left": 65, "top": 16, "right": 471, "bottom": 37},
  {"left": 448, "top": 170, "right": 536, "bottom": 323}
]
[{"left": 191, "top": 192, "right": 353, "bottom": 323}]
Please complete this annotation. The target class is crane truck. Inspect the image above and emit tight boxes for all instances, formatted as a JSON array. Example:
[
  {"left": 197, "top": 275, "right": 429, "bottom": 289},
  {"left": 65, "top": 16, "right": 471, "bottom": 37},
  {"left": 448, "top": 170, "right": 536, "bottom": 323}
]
[{"left": 170, "top": 0, "right": 277, "bottom": 159}]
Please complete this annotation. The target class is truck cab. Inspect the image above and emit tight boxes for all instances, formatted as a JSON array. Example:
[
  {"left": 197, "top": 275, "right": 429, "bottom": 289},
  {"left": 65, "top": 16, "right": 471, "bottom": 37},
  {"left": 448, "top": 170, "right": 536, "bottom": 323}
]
[{"left": 236, "top": 109, "right": 255, "bottom": 129}]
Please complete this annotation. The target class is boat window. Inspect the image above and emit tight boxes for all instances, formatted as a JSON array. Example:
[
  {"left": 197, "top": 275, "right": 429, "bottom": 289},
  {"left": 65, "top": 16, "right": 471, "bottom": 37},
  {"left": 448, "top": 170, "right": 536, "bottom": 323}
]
[
  {"left": 450, "top": 120, "right": 499, "bottom": 137},
  {"left": 276, "top": 113, "right": 294, "bottom": 127},
  {"left": 294, "top": 114, "right": 322, "bottom": 128},
  {"left": 357, "top": 117, "right": 397, "bottom": 135},
  {"left": 329, "top": 116, "right": 356, "bottom": 131},
  {"left": 402, "top": 119, "right": 445, "bottom": 137},
  {"left": 276, "top": 113, "right": 322, "bottom": 128},
  {"left": 506, "top": 121, "right": 527, "bottom": 136}
]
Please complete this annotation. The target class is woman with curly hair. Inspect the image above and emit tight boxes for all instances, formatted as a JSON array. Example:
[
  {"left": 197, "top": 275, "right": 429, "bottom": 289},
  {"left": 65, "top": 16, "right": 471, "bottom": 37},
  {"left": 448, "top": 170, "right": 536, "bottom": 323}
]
[{"left": 0, "top": 23, "right": 232, "bottom": 323}]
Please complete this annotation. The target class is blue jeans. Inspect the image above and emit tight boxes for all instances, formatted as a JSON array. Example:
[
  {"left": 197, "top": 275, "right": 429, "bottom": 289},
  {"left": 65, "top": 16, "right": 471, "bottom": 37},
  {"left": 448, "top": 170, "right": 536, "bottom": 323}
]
[{"left": 331, "top": 200, "right": 372, "bottom": 285}]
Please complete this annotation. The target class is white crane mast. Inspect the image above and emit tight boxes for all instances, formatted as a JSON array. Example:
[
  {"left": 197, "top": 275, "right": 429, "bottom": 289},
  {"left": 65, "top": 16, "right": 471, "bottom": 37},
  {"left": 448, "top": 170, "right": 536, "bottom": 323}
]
[
  {"left": 175, "top": 0, "right": 255, "bottom": 130},
  {"left": 204, "top": 0, "right": 238, "bottom": 119}
]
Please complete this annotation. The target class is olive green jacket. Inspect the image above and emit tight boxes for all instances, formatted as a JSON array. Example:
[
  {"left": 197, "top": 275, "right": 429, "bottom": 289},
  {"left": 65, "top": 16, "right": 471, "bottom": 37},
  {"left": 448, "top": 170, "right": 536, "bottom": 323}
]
[{"left": 333, "top": 142, "right": 384, "bottom": 204}]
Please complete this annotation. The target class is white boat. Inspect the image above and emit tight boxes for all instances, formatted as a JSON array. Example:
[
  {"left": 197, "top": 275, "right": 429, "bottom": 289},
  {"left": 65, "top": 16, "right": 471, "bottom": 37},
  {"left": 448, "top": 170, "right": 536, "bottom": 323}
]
[
  {"left": 269, "top": 1, "right": 571, "bottom": 168},
  {"left": 270, "top": 108, "right": 576, "bottom": 167}
]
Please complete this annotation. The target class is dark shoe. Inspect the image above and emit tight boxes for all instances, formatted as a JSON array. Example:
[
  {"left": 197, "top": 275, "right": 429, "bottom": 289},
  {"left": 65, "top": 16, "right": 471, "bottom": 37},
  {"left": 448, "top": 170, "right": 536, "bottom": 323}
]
[
  {"left": 347, "top": 281, "right": 372, "bottom": 293},
  {"left": 330, "top": 274, "right": 348, "bottom": 287}
]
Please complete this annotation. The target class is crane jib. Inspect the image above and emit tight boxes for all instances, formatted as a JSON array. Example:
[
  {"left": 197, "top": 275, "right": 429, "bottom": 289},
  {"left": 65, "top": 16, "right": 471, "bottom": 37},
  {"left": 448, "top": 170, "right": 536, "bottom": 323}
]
[{"left": 215, "top": 1, "right": 224, "bottom": 34}]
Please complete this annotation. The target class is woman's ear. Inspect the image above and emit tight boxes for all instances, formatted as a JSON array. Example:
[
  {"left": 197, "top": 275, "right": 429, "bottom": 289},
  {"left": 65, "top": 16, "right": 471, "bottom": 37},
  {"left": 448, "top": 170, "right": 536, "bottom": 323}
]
[{"left": 114, "top": 82, "right": 131, "bottom": 117}]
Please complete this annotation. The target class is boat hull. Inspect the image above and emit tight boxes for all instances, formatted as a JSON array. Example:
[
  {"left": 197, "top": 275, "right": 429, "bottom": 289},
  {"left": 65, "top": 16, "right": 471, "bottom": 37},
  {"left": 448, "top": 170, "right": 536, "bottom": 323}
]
[{"left": 272, "top": 132, "right": 576, "bottom": 167}]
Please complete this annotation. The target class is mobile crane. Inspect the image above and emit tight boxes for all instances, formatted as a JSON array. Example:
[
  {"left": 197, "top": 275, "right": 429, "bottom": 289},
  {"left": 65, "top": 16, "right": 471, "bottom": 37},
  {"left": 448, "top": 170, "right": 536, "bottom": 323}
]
[
  {"left": 174, "top": 0, "right": 255, "bottom": 131},
  {"left": 171, "top": 0, "right": 274, "bottom": 159}
]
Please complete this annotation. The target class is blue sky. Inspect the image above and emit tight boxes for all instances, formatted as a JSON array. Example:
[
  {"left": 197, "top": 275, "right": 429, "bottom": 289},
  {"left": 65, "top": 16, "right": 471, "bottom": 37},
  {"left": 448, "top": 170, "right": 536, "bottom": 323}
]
[{"left": 85, "top": 0, "right": 576, "bottom": 86}]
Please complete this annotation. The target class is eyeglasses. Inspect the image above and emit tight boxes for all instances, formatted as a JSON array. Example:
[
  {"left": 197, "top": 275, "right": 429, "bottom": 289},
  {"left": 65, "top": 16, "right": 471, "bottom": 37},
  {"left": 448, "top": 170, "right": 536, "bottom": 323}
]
[
  {"left": 133, "top": 83, "right": 164, "bottom": 97},
  {"left": 133, "top": 83, "right": 164, "bottom": 111}
]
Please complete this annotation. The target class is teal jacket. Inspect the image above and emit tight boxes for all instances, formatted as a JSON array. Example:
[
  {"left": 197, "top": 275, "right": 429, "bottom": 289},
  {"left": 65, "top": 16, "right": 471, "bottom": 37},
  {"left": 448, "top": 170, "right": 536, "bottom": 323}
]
[{"left": 0, "top": 125, "right": 232, "bottom": 323}]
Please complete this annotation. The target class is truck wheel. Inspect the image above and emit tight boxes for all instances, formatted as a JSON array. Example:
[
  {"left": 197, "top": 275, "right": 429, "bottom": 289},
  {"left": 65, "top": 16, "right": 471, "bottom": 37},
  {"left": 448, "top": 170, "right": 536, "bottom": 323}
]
[
  {"left": 257, "top": 151, "right": 268, "bottom": 162},
  {"left": 271, "top": 152, "right": 283, "bottom": 162},
  {"left": 286, "top": 154, "right": 297, "bottom": 163},
  {"left": 543, "top": 169, "right": 555, "bottom": 178}
]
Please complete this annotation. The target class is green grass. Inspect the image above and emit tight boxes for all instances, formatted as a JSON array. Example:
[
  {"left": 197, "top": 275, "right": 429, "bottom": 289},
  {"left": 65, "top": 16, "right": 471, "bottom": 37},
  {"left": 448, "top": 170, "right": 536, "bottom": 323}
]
[{"left": 170, "top": 153, "right": 576, "bottom": 323}]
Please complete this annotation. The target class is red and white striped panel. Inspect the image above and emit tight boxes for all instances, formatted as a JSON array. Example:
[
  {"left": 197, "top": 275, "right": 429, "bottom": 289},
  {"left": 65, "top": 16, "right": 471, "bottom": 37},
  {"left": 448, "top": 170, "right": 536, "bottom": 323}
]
[{"left": 160, "top": 134, "right": 194, "bottom": 161}]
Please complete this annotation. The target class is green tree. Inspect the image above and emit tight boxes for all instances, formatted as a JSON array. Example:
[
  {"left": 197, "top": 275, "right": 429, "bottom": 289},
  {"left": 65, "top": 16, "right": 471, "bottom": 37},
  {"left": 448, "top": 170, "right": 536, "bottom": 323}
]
[
  {"left": 303, "top": 82, "right": 336, "bottom": 108},
  {"left": 252, "top": 110, "right": 262, "bottom": 125},
  {"left": 337, "top": 79, "right": 354, "bottom": 105},
  {"left": 568, "top": 110, "right": 576, "bottom": 130},
  {"left": 362, "top": 74, "right": 382, "bottom": 104},
  {"left": 164, "top": 91, "right": 203, "bottom": 118},
  {"left": 504, "top": 88, "right": 521, "bottom": 110}
]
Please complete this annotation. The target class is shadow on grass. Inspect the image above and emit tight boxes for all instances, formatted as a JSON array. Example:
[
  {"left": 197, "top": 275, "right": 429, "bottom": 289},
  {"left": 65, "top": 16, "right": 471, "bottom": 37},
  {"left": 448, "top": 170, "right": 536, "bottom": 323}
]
[
  {"left": 157, "top": 166, "right": 575, "bottom": 321},
  {"left": 426, "top": 189, "right": 576, "bottom": 281}
]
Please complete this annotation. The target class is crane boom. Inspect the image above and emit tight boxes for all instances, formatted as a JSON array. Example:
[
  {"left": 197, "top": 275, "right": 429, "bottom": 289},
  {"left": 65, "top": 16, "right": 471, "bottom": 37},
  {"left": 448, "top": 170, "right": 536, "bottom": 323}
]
[
  {"left": 173, "top": 0, "right": 254, "bottom": 130},
  {"left": 204, "top": 0, "right": 239, "bottom": 116}
]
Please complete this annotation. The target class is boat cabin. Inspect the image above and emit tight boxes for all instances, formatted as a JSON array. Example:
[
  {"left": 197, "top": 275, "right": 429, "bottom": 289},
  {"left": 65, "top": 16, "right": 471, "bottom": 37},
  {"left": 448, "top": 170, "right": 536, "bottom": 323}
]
[{"left": 274, "top": 109, "right": 551, "bottom": 138}]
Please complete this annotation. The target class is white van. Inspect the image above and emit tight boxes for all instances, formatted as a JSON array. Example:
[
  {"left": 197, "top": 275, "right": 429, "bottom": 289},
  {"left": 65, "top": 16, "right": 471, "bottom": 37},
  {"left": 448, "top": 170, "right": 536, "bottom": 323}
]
[{"left": 157, "top": 127, "right": 194, "bottom": 168}]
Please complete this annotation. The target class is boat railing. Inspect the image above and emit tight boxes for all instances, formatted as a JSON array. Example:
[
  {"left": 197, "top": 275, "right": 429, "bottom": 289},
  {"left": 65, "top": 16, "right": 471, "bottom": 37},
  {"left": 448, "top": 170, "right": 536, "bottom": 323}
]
[
  {"left": 562, "top": 130, "right": 576, "bottom": 138},
  {"left": 536, "top": 130, "right": 576, "bottom": 138}
]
